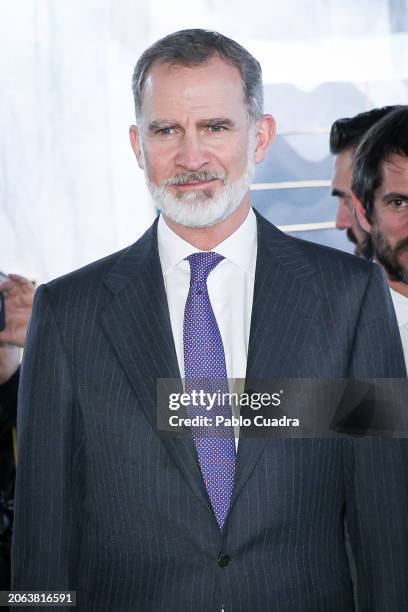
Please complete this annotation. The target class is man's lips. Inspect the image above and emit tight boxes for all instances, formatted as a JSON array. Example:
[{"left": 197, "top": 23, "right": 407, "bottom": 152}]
[{"left": 172, "top": 179, "right": 217, "bottom": 190}]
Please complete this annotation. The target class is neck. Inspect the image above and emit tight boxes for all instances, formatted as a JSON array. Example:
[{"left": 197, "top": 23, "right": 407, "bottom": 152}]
[
  {"left": 388, "top": 278, "right": 408, "bottom": 298},
  {"left": 162, "top": 198, "right": 251, "bottom": 250}
]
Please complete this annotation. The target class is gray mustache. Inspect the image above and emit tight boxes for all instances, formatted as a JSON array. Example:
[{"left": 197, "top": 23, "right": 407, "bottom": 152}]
[{"left": 165, "top": 171, "right": 226, "bottom": 185}]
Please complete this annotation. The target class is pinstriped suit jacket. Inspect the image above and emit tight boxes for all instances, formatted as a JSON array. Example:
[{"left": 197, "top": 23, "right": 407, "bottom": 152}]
[{"left": 12, "top": 210, "right": 408, "bottom": 611}]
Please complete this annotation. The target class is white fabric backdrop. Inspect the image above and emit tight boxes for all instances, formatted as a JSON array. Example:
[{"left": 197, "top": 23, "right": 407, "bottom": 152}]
[{"left": 1, "top": 0, "right": 407, "bottom": 282}]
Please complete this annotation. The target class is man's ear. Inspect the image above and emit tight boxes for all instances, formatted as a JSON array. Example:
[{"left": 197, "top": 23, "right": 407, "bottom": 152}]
[
  {"left": 254, "top": 114, "right": 276, "bottom": 164},
  {"left": 129, "top": 125, "right": 144, "bottom": 169},
  {"left": 351, "top": 192, "right": 372, "bottom": 233}
]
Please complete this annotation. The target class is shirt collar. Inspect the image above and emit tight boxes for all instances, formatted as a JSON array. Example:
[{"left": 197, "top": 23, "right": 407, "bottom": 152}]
[
  {"left": 157, "top": 207, "right": 257, "bottom": 276},
  {"left": 390, "top": 288, "right": 408, "bottom": 326}
]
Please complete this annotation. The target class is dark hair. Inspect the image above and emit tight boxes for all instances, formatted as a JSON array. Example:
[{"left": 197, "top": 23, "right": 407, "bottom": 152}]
[
  {"left": 132, "top": 29, "right": 263, "bottom": 121},
  {"left": 351, "top": 106, "right": 408, "bottom": 220},
  {"left": 330, "top": 106, "right": 402, "bottom": 154}
]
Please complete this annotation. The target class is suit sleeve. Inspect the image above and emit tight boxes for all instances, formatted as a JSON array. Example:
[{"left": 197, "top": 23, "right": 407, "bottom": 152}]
[
  {"left": 344, "top": 264, "right": 408, "bottom": 611},
  {"left": 11, "top": 284, "right": 84, "bottom": 597}
]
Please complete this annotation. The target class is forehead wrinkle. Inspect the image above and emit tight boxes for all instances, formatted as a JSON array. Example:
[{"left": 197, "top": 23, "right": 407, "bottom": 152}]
[
  {"left": 160, "top": 90, "right": 243, "bottom": 117},
  {"left": 378, "top": 158, "right": 408, "bottom": 200},
  {"left": 383, "top": 154, "right": 408, "bottom": 175},
  {"left": 143, "top": 91, "right": 244, "bottom": 126},
  {"left": 142, "top": 59, "right": 246, "bottom": 119}
]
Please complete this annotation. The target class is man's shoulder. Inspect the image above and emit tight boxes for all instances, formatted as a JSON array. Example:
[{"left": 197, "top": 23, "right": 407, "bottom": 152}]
[
  {"left": 290, "top": 232, "right": 373, "bottom": 275},
  {"left": 43, "top": 219, "right": 158, "bottom": 303},
  {"left": 255, "top": 209, "right": 376, "bottom": 281},
  {"left": 46, "top": 245, "right": 129, "bottom": 293}
]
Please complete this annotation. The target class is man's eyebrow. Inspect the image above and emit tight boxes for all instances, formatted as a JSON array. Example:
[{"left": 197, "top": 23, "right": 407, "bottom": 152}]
[
  {"left": 383, "top": 191, "right": 408, "bottom": 202},
  {"left": 148, "top": 120, "right": 179, "bottom": 131},
  {"left": 331, "top": 188, "right": 347, "bottom": 198},
  {"left": 147, "top": 118, "right": 236, "bottom": 131},
  {"left": 199, "top": 118, "right": 236, "bottom": 128}
]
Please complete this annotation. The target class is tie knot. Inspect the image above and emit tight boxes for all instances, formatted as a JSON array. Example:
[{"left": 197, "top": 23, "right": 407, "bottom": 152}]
[{"left": 186, "top": 252, "right": 224, "bottom": 286}]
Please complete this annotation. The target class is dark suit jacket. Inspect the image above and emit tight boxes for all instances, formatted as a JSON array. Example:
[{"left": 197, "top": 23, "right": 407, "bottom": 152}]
[{"left": 12, "top": 211, "right": 408, "bottom": 611}]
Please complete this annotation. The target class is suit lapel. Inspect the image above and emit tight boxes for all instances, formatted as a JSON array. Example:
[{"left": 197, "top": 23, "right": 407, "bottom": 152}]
[
  {"left": 230, "top": 211, "right": 322, "bottom": 510},
  {"left": 100, "top": 219, "right": 211, "bottom": 512},
  {"left": 98, "top": 212, "right": 323, "bottom": 521}
]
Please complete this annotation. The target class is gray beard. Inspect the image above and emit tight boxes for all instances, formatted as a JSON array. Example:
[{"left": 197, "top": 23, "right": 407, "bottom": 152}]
[{"left": 148, "top": 160, "right": 255, "bottom": 229}]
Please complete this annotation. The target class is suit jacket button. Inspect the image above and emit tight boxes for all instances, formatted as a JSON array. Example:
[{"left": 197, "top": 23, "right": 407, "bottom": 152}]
[{"left": 217, "top": 553, "right": 231, "bottom": 568}]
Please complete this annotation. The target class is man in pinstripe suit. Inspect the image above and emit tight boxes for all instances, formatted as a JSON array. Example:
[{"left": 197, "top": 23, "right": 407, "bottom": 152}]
[{"left": 12, "top": 30, "right": 408, "bottom": 611}]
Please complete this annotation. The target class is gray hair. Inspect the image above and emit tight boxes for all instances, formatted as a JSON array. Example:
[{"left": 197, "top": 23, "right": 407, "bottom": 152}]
[{"left": 132, "top": 29, "right": 263, "bottom": 122}]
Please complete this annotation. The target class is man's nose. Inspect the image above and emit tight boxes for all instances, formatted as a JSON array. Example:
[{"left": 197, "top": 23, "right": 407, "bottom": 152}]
[
  {"left": 335, "top": 199, "right": 353, "bottom": 230},
  {"left": 175, "top": 133, "right": 210, "bottom": 171}
]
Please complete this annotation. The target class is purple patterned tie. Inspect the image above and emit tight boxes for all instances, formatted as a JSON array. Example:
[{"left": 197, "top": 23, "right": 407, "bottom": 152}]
[{"left": 184, "top": 252, "right": 236, "bottom": 528}]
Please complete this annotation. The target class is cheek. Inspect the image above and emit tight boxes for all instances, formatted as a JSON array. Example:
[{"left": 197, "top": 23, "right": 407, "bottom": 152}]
[
  {"left": 211, "top": 133, "right": 250, "bottom": 170},
  {"left": 224, "top": 150, "right": 249, "bottom": 175},
  {"left": 389, "top": 219, "right": 408, "bottom": 243},
  {"left": 143, "top": 148, "right": 174, "bottom": 183},
  {"left": 375, "top": 213, "right": 406, "bottom": 243}
]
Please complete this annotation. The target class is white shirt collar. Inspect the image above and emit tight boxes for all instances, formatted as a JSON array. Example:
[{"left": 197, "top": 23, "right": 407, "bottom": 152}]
[
  {"left": 390, "top": 287, "right": 408, "bottom": 326},
  {"left": 157, "top": 207, "right": 257, "bottom": 276}
]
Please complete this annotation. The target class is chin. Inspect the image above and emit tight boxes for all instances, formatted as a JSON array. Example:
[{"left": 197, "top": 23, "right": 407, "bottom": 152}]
[
  {"left": 151, "top": 180, "right": 249, "bottom": 230},
  {"left": 173, "top": 187, "right": 216, "bottom": 202},
  {"left": 163, "top": 201, "right": 235, "bottom": 229}
]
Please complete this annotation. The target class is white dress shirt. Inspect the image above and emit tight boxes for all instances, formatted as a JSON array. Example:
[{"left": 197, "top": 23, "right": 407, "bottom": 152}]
[
  {"left": 157, "top": 208, "right": 257, "bottom": 447},
  {"left": 390, "top": 288, "right": 408, "bottom": 371}
]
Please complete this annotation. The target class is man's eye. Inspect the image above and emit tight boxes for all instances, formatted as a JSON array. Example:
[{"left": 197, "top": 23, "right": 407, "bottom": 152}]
[
  {"left": 157, "top": 127, "right": 174, "bottom": 136},
  {"left": 207, "top": 125, "right": 225, "bottom": 133},
  {"left": 390, "top": 199, "right": 408, "bottom": 210}
]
